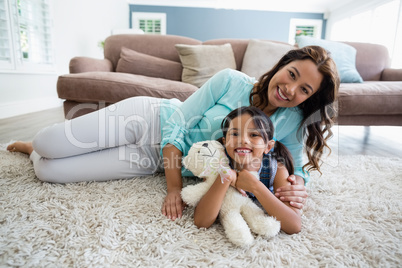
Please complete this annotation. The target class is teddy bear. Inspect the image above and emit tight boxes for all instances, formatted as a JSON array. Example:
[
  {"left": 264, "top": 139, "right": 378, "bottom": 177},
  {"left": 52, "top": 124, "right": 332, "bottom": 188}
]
[{"left": 181, "top": 140, "right": 281, "bottom": 246}]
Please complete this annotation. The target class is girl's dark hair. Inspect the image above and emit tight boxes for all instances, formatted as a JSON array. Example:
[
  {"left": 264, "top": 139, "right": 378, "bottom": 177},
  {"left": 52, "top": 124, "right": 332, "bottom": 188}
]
[
  {"left": 221, "top": 106, "right": 294, "bottom": 175},
  {"left": 250, "top": 45, "right": 340, "bottom": 174}
]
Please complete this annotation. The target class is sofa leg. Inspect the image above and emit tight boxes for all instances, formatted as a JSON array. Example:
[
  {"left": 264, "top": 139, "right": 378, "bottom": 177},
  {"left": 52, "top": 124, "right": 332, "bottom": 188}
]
[{"left": 363, "top": 126, "right": 370, "bottom": 145}]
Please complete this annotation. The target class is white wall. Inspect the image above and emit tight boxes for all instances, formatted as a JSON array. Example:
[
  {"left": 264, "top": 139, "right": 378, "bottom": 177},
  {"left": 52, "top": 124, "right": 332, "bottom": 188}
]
[
  {"left": 0, "top": 0, "right": 129, "bottom": 119},
  {"left": 53, "top": 0, "right": 129, "bottom": 74},
  {"left": 325, "top": 0, "right": 401, "bottom": 67},
  {"left": 325, "top": 0, "right": 396, "bottom": 39}
]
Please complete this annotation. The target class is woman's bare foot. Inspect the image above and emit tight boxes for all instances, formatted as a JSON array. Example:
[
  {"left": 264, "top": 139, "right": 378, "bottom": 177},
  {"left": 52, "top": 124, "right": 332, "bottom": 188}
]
[{"left": 7, "top": 141, "right": 34, "bottom": 155}]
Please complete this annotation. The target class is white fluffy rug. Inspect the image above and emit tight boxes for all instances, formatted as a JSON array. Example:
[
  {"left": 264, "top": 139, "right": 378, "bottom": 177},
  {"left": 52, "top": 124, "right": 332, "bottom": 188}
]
[{"left": 0, "top": 147, "right": 401, "bottom": 267}]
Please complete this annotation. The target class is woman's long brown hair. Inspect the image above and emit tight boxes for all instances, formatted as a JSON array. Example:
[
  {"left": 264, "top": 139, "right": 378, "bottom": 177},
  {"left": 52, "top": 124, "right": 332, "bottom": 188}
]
[{"left": 250, "top": 46, "right": 340, "bottom": 174}]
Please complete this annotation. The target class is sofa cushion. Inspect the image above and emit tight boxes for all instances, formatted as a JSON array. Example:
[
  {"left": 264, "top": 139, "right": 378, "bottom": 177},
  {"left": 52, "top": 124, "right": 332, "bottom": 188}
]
[
  {"left": 344, "top": 42, "right": 390, "bottom": 81},
  {"left": 296, "top": 36, "right": 364, "bottom": 83},
  {"left": 337, "top": 114, "right": 402, "bottom": 126},
  {"left": 202, "top": 39, "right": 250, "bottom": 71},
  {"left": 175, "top": 43, "right": 236, "bottom": 87},
  {"left": 104, "top": 34, "right": 201, "bottom": 70},
  {"left": 338, "top": 81, "right": 402, "bottom": 116},
  {"left": 69, "top": 57, "right": 113, "bottom": 73},
  {"left": 381, "top": 68, "right": 402, "bottom": 81},
  {"left": 57, "top": 72, "right": 198, "bottom": 103},
  {"left": 240, "top": 39, "right": 293, "bottom": 79},
  {"left": 116, "top": 47, "right": 182, "bottom": 81}
]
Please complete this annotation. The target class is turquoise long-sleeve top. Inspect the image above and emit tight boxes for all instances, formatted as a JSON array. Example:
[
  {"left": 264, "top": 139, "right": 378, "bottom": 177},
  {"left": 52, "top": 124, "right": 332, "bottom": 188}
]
[{"left": 159, "top": 68, "right": 308, "bottom": 182}]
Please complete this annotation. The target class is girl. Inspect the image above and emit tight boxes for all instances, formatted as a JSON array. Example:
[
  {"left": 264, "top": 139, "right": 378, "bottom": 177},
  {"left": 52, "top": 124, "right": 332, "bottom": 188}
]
[
  {"left": 194, "top": 106, "right": 301, "bottom": 234},
  {"left": 7, "top": 45, "right": 339, "bottom": 221}
]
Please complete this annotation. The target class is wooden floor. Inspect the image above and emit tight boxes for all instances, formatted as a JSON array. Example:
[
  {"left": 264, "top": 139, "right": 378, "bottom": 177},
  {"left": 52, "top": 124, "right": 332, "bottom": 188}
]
[
  {"left": 0, "top": 107, "right": 65, "bottom": 144},
  {"left": 326, "top": 124, "right": 402, "bottom": 158},
  {"left": 0, "top": 107, "right": 401, "bottom": 158}
]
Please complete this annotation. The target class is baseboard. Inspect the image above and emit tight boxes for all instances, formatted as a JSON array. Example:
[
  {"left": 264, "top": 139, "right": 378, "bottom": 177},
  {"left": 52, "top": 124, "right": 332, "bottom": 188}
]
[{"left": 0, "top": 98, "right": 63, "bottom": 119}]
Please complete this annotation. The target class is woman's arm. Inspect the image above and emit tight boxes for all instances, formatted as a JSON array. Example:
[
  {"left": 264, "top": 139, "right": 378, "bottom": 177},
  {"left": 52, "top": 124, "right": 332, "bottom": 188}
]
[
  {"left": 162, "top": 144, "right": 185, "bottom": 221},
  {"left": 236, "top": 168, "right": 302, "bottom": 234},
  {"left": 276, "top": 175, "right": 308, "bottom": 209},
  {"left": 270, "top": 108, "right": 309, "bottom": 208}
]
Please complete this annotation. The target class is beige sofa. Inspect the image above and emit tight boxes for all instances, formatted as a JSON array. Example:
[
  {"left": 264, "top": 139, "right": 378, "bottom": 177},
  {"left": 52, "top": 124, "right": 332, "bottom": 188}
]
[{"left": 57, "top": 34, "right": 402, "bottom": 126}]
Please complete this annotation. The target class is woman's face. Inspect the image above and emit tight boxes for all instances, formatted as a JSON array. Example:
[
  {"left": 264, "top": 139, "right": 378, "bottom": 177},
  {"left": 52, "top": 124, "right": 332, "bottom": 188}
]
[{"left": 267, "top": 59, "right": 323, "bottom": 110}]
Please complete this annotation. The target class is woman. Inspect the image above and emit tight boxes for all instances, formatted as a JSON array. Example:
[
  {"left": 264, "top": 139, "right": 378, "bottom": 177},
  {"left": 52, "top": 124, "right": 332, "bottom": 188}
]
[{"left": 8, "top": 45, "right": 339, "bottom": 221}]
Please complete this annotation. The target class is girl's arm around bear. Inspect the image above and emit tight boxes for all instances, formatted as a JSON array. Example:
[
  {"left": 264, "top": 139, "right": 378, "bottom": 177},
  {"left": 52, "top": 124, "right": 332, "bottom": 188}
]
[{"left": 236, "top": 165, "right": 302, "bottom": 234}]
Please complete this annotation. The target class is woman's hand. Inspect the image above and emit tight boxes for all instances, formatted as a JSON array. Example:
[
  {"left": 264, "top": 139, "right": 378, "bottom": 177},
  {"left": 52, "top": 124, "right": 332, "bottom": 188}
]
[
  {"left": 275, "top": 175, "right": 308, "bottom": 209},
  {"left": 162, "top": 189, "right": 185, "bottom": 220}
]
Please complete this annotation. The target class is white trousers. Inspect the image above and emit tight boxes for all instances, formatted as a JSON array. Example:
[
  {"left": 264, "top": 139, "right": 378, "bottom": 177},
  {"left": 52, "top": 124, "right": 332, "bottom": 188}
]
[{"left": 30, "top": 97, "right": 164, "bottom": 183}]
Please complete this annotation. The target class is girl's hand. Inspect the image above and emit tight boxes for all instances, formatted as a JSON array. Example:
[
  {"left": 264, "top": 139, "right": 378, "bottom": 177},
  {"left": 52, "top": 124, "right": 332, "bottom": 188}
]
[
  {"left": 235, "top": 169, "right": 260, "bottom": 195},
  {"left": 275, "top": 175, "right": 308, "bottom": 209},
  {"left": 162, "top": 189, "right": 185, "bottom": 220},
  {"left": 224, "top": 169, "right": 237, "bottom": 186},
  {"left": 224, "top": 169, "right": 247, "bottom": 197}
]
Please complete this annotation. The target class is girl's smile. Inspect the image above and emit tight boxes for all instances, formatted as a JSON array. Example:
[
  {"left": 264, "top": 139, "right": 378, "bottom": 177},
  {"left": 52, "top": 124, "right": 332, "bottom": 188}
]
[{"left": 234, "top": 148, "right": 252, "bottom": 155}]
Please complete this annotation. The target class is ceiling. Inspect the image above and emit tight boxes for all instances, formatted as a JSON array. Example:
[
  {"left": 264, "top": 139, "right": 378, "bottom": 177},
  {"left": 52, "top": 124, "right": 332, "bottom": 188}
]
[
  {"left": 129, "top": 0, "right": 358, "bottom": 13},
  {"left": 212, "top": 0, "right": 357, "bottom": 13}
]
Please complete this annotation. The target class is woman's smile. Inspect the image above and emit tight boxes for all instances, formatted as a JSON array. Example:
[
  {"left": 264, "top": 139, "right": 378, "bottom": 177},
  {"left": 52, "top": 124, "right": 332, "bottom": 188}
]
[{"left": 276, "top": 87, "right": 289, "bottom": 101}]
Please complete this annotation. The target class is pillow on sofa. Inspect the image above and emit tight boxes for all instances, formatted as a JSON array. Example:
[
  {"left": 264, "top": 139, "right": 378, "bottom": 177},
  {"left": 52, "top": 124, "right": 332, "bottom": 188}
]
[
  {"left": 116, "top": 47, "right": 182, "bottom": 81},
  {"left": 175, "top": 43, "right": 236, "bottom": 87},
  {"left": 241, "top": 39, "right": 294, "bottom": 79},
  {"left": 295, "top": 36, "right": 363, "bottom": 83}
]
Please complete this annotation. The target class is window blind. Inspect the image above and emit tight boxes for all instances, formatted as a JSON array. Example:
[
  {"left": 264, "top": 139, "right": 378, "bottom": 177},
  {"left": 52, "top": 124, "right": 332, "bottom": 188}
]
[
  {"left": 18, "top": 0, "right": 53, "bottom": 64},
  {"left": 295, "top": 26, "right": 316, "bottom": 37},
  {"left": 288, "top": 18, "right": 322, "bottom": 45},
  {"left": 0, "top": 0, "right": 13, "bottom": 68},
  {"left": 132, "top": 12, "right": 166, "bottom": 35},
  {"left": 0, "top": 0, "right": 53, "bottom": 71},
  {"left": 139, "top": 19, "right": 162, "bottom": 34}
]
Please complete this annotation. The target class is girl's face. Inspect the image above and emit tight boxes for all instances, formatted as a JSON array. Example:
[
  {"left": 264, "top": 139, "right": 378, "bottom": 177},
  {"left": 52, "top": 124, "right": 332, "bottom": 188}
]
[
  {"left": 222, "top": 114, "right": 274, "bottom": 171},
  {"left": 267, "top": 59, "right": 323, "bottom": 111}
]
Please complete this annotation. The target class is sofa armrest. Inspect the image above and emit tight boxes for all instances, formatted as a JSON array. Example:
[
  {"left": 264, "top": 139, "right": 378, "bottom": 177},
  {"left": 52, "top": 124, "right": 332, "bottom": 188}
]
[
  {"left": 381, "top": 68, "right": 402, "bottom": 81},
  {"left": 69, "top": 57, "right": 113, "bottom": 73}
]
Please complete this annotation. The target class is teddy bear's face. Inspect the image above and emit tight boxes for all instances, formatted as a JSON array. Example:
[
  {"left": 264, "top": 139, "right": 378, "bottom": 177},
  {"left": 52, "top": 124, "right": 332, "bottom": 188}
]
[{"left": 183, "top": 140, "right": 229, "bottom": 178}]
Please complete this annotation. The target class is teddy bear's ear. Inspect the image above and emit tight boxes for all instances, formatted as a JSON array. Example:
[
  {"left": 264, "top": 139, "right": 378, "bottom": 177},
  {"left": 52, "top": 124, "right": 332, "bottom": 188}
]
[{"left": 210, "top": 140, "right": 225, "bottom": 150}]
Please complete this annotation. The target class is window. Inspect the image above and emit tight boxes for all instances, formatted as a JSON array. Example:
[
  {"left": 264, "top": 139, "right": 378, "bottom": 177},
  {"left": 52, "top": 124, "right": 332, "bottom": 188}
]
[
  {"left": 0, "top": 0, "right": 14, "bottom": 69},
  {"left": 288, "top": 19, "right": 323, "bottom": 45},
  {"left": 0, "top": 0, "right": 54, "bottom": 72},
  {"left": 132, "top": 12, "right": 166, "bottom": 35},
  {"left": 329, "top": 0, "right": 402, "bottom": 68}
]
